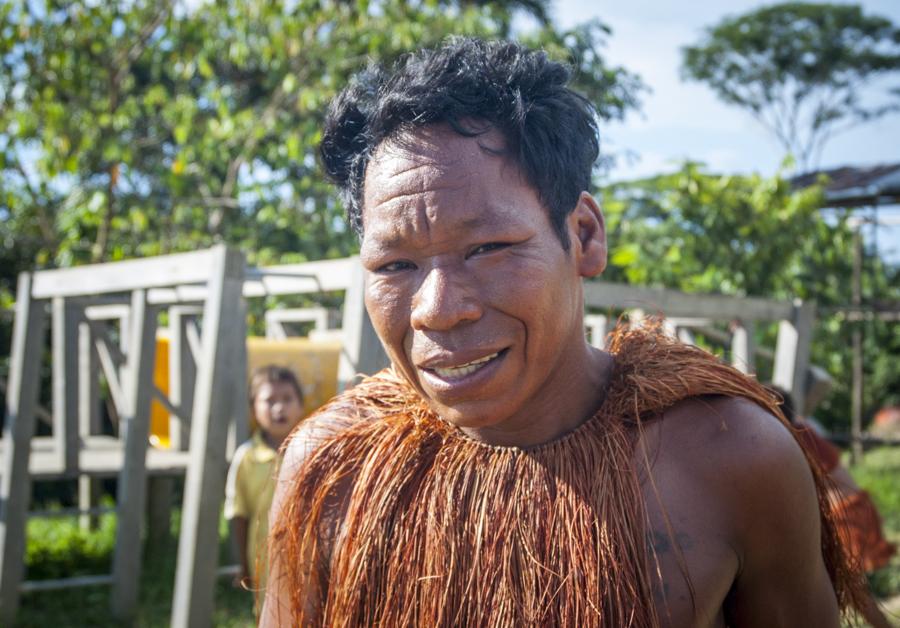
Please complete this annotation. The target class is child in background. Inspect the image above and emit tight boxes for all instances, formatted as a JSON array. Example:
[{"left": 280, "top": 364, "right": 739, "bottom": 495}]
[{"left": 225, "top": 365, "right": 305, "bottom": 600}]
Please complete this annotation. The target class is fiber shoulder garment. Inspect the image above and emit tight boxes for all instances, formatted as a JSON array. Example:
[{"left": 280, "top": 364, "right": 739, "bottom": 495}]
[{"left": 271, "top": 323, "right": 858, "bottom": 627}]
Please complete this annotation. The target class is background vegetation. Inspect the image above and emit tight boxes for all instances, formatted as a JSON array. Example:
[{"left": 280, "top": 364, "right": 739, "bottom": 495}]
[{"left": 18, "top": 504, "right": 256, "bottom": 627}]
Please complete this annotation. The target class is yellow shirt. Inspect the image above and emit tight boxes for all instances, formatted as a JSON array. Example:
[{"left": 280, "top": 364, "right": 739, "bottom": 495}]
[{"left": 224, "top": 431, "right": 279, "bottom": 587}]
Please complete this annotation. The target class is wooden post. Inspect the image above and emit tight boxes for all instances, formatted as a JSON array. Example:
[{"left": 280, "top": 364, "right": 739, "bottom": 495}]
[
  {"left": 146, "top": 476, "right": 174, "bottom": 548},
  {"left": 78, "top": 319, "right": 102, "bottom": 531},
  {"left": 851, "top": 227, "right": 864, "bottom": 464},
  {"left": 731, "top": 321, "right": 756, "bottom": 375},
  {"left": 168, "top": 307, "right": 200, "bottom": 452},
  {"left": 0, "top": 274, "right": 48, "bottom": 623},
  {"left": 661, "top": 318, "right": 676, "bottom": 339},
  {"left": 52, "top": 297, "right": 81, "bottom": 473},
  {"left": 171, "top": 246, "right": 245, "bottom": 628},
  {"left": 110, "top": 289, "right": 159, "bottom": 621},
  {"left": 584, "top": 314, "right": 608, "bottom": 349},
  {"left": 677, "top": 327, "right": 696, "bottom": 346},
  {"left": 338, "top": 260, "right": 388, "bottom": 391},
  {"left": 227, "top": 299, "right": 249, "bottom": 458},
  {"left": 773, "top": 300, "right": 816, "bottom": 417}
]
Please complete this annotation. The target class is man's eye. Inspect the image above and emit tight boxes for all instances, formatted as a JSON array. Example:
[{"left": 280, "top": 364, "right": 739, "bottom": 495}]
[
  {"left": 470, "top": 242, "right": 509, "bottom": 257},
  {"left": 377, "top": 260, "right": 416, "bottom": 273}
]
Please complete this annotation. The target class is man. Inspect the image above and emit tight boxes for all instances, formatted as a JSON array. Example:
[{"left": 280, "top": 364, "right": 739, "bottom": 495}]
[{"left": 261, "top": 38, "right": 863, "bottom": 626}]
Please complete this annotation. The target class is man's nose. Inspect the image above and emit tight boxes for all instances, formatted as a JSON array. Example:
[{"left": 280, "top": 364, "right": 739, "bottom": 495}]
[{"left": 410, "top": 267, "right": 482, "bottom": 331}]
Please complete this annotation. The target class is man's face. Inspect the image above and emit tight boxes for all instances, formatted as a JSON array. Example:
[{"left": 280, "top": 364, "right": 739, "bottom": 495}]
[{"left": 360, "top": 125, "right": 603, "bottom": 434}]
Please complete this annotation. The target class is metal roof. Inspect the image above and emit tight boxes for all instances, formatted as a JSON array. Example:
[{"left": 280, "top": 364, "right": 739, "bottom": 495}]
[{"left": 790, "top": 163, "right": 900, "bottom": 208}]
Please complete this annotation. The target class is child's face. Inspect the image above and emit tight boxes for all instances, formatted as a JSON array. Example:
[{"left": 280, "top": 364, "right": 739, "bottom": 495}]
[{"left": 253, "top": 380, "right": 305, "bottom": 445}]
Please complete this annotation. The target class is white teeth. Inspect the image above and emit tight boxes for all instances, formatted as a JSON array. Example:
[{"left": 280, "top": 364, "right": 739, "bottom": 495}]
[{"left": 432, "top": 352, "right": 499, "bottom": 378}]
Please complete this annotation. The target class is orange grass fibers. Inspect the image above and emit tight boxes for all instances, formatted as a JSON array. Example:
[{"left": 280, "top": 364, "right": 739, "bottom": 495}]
[{"left": 269, "top": 321, "right": 866, "bottom": 626}]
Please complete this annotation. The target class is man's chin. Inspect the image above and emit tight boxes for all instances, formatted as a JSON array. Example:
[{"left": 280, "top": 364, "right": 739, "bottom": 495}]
[{"left": 425, "top": 399, "right": 509, "bottom": 432}]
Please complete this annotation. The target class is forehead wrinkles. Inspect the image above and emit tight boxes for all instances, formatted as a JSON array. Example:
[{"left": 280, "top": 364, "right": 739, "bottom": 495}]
[
  {"left": 363, "top": 140, "right": 479, "bottom": 246},
  {"left": 366, "top": 134, "right": 473, "bottom": 199},
  {"left": 363, "top": 128, "right": 525, "bottom": 222}
]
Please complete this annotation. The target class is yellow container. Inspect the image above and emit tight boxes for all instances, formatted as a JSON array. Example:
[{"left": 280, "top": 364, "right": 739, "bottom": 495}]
[
  {"left": 149, "top": 335, "right": 342, "bottom": 447},
  {"left": 149, "top": 336, "right": 171, "bottom": 449},
  {"left": 245, "top": 337, "right": 341, "bottom": 433}
]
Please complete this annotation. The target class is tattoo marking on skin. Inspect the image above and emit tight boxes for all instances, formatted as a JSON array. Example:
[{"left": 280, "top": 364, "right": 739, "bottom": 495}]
[{"left": 649, "top": 529, "right": 694, "bottom": 556}]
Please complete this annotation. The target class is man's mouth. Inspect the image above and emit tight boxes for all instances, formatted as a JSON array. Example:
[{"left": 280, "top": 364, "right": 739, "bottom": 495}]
[{"left": 428, "top": 351, "right": 502, "bottom": 379}]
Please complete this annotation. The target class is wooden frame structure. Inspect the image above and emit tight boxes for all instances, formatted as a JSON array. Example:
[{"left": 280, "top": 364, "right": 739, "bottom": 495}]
[
  {"left": 1, "top": 246, "right": 814, "bottom": 625},
  {"left": 0, "top": 246, "right": 386, "bottom": 626},
  {"left": 582, "top": 282, "right": 816, "bottom": 414}
]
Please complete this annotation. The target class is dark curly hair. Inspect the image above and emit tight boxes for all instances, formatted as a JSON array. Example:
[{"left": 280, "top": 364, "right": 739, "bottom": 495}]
[{"left": 319, "top": 37, "right": 600, "bottom": 250}]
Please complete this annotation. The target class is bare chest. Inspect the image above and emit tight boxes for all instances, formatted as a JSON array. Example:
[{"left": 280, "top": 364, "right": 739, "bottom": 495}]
[{"left": 637, "top": 431, "right": 741, "bottom": 627}]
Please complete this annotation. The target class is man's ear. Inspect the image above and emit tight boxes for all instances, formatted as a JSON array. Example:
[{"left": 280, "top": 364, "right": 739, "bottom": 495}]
[{"left": 567, "top": 191, "right": 606, "bottom": 278}]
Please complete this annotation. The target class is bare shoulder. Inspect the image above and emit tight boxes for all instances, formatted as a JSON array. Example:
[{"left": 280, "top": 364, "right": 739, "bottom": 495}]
[
  {"left": 261, "top": 410, "right": 361, "bottom": 626},
  {"left": 280, "top": 411, "right": 356, "bottom": 478},
  {"left": 651, "top": 395, "right": 807, "bottom": 483},
  {"left": 643, "top": 395, "right": 839, "bottom": 627},
  {"left": 651, "top": 394, "right": 818, "bottom": 537},
  {"left": 272, "top": 408, "right": 364, "bottom": 528}
]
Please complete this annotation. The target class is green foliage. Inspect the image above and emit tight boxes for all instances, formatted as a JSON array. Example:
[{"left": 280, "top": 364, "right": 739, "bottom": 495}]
[
  {"left": 25, "top": 509, "right": 116, "bottom": 580},
  {"left": 18, "top": 507, "right": 255, "bottom": 627},
  {"left": 850, "top": 447, "right": 900, "bottom": 599},
  {"left": 600, "top": 163, "right": 900, "bottom": 431},
  {"left": 853, "top": 447, "right": 900, "bottom": 532},
  {"left": 602, "top": 162, "right": 850, "bottom": 300},
  {"left": 681, "top": 3, "right": 900, "bottom": 170},
  {"left": 0, "top": 0, "right": 642, "bottom": 278}
]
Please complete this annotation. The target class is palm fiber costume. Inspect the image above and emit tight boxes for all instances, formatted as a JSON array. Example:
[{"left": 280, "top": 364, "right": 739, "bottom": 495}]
[
  {"left": 270, "top": 324, "right": 864, "bottom": 626},
  {"left": 795, "top": 424, "right": 896, "bottom": 573}
]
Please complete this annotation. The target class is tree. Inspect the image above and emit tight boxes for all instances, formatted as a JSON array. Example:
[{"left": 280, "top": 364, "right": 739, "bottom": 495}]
[
  {"left": 681, "top": 3, "right": 900, "bottom": 172},
  {"left": 0, "top": 0, "right": 642, "bottom": 276},
  {"left": 0, "top": 0, "right": 645, "bottom": 411},
  {"left": 599, "top": 162, "right": 900, "bottom": 431}
]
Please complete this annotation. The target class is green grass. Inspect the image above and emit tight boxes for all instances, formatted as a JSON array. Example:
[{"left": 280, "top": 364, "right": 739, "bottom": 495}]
[
  {"left": 849, "top": 447, "right": 900, "bottom": 601},
  {"left": 16, "top": 504, "right": 255, "bottom": 628}
]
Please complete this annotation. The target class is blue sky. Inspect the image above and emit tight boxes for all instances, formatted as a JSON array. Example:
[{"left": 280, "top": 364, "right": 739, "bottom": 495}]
[
  {"left": 550, "top": 0, "right": 900, "bottom": 179},
  {"left": 537, "top": 0, "right": 900, "bottom": 263}
]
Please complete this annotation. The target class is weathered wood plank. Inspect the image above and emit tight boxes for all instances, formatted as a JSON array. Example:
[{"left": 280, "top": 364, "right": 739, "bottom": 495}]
[
  {"left": 93, "top": 329, "right": 127, "bottom": 424},
  {"left": 338, "top": 262, "right": 389, "bottom": 391},
  {"left": 0, "top": 274, "right": 48, "bottom": 623},
  {"left": 147, "top": 477, "right": 175, "bottom": 548},
  {"left": 52, "top": 298, "right": 80, "bottom": 472},
  {"left": 731, "top": 322, "right": 756, "bottom": 375},
  {"left": 110, "top": 290, "right": 159, "bottom": 621},
  {"left": 244, "top": 257, "right": 355, "bottom": 295},
  {"left": 78, "top": 320, "right": 102, "bottom": 531},
  {"left": 145, "top": 257, "right": 356, "bottom": 304},
  {"left": 584, "top": 314, "right": 608, "bottom": 348},
  {"left": 264, "top": 307, "right": 330, "bottom": 339},
  {"left": 773, "top": 301, "right": 816, "bottom": 416},
  {"left": 31, "top": 249, "right": 216, "bottom": 298},
  {"left": 228, "top": 299, "right": 249, "bottom": 457},
  {"left": 20, "top": 574, "right": 114, "bottom": 593},
  {"left": 171, "top": 245, "right": 245, "bottom": 628},
  {"left": 0, "top": 437, "right": 194, "bottom": 478},
  {"left": 583, "top": 281, "right": 795, "bottom": 321},
  {"left": 168, "top": 307, "right": 200, "bottom": 452}
]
